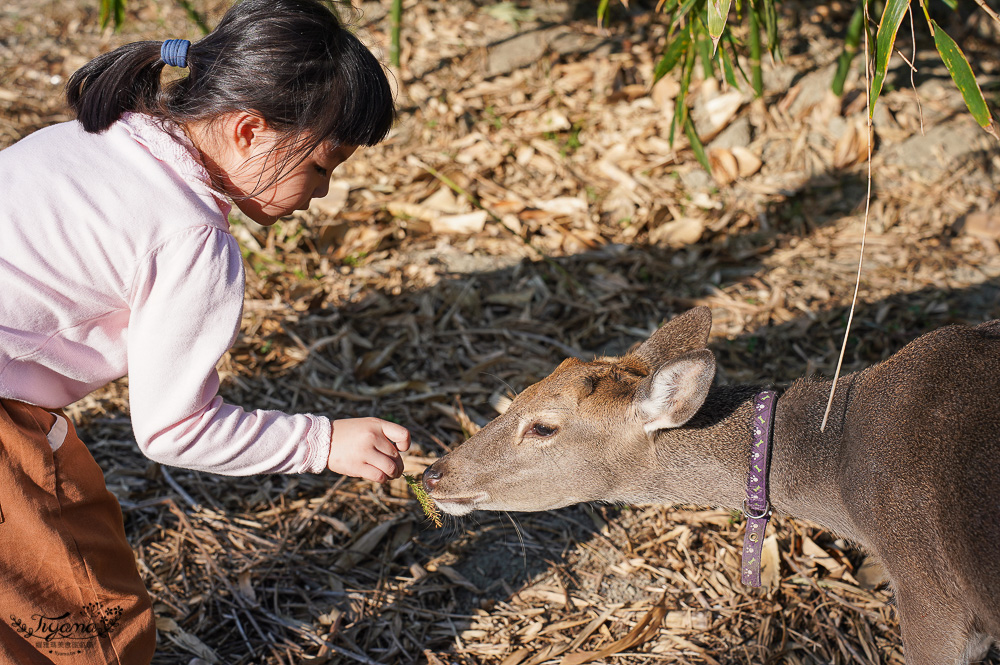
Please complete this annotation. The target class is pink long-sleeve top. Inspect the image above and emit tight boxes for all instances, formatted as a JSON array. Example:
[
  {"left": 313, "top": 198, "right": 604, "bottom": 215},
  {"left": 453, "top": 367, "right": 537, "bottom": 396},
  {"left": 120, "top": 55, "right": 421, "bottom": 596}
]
[{"left": 0, "top": 113, "right": 331, "bottom": 475}]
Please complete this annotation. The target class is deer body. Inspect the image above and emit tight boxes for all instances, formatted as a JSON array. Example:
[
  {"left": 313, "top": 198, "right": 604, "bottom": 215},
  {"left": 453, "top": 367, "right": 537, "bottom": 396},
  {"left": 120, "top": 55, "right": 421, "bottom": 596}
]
[{"left": 423, "top": 308, "right": 1000, "bottom": 664}]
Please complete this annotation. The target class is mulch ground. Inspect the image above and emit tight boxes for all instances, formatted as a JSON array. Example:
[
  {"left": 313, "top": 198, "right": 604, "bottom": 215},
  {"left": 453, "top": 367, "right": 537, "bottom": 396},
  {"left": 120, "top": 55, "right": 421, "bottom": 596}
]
[{"left": 3, "top": 0, "right": 1000, "bottom": 663}]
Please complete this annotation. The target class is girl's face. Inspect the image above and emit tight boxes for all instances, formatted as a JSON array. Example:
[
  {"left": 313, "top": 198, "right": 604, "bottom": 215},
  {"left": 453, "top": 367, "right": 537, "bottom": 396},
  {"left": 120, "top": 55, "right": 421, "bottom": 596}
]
[
  {"left": 229, "top": 136, "right": 358, "bottom": 226},
  {"left": 189, "top": 113, "right": 358, "bottom": 227}
]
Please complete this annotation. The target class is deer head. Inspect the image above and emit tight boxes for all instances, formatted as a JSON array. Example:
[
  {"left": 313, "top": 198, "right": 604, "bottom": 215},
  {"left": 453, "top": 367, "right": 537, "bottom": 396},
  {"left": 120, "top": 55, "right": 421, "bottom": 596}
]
[{"left": 423, "top": 307, "right": 718, "bottom": 515}]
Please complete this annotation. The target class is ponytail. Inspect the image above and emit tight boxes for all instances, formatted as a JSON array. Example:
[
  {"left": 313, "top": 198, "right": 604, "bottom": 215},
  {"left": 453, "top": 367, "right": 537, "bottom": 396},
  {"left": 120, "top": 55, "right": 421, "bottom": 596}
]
[{"left": 66, "top": 41, "right": 166, "bottom": 133}]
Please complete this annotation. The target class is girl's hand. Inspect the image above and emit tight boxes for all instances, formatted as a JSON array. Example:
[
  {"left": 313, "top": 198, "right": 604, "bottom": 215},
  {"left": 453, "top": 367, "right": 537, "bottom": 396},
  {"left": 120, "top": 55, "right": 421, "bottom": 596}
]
[{"left": 328, "top": 417, "right": 411, "bottom": 483}]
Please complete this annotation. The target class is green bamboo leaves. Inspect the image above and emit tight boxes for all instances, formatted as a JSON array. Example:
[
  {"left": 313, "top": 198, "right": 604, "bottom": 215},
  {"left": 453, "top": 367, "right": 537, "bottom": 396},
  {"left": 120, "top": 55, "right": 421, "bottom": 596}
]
[
  {"left": 598, "top": 0, "right": 613, "bottom": 27},
  {"left": 653, "top": 23, "right": 692, "bottom": 83},
  {"left": 652, "top": 0, "right": 781, "bottom": 96},
  {"left": 865, "top": 0, "right": 996, "bottom": 134},
  {"left": 643, "top": 0, "right": 998, "bottom": 168},
  {"left": 99, "top": 0, "right": 209, "bottom": 34},
  {"left": 650, "top": 0, "right": 780, "bottom": 167},
  {"left": 931, "top": 20, "right": 996, "bottom": 134},
  {"left": 99, "top": 0, "right": 126, "bottom": 29}
]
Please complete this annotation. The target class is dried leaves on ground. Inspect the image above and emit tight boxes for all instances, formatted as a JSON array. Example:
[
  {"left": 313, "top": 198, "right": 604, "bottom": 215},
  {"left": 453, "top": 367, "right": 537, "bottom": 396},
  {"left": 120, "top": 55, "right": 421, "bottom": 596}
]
[{"left": 3, "top": 0, "right": 1000, "bottom": 663}]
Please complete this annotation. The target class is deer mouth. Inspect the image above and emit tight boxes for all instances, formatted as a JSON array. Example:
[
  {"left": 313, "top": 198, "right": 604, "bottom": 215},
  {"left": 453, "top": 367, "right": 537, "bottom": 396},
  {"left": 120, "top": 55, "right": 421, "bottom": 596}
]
[{"left": 431, "top": 491, "right": 489, "bottom": 516}]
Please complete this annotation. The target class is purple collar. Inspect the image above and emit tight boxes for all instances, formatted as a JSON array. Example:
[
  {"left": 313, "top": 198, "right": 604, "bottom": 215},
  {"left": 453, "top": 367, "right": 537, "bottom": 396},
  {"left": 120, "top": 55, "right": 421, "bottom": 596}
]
[{"left": 741, "top": 390, "right": 777, "bottom": 587}]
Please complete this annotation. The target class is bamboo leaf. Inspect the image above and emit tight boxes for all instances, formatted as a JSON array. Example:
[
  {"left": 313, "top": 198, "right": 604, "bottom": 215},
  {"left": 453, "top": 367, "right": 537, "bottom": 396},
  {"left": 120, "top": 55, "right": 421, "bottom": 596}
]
[
  {"left": 390, "top": 0, "right": 402, "bottom": 67},
  {"left": 679, "top": 35, "right": 696, "bottom": 125},
  {"left": 176, "top": 0, "right": 211, "bottom": 34},
  {"left": 695, "top": 17, "right": 715, "bottom": 78},
  {"left": 653, "top": 22, "right": 693, "bottom": 83},
  {"left": 723, "top": 31, "right": 750, "bottom": 87},
  {"left": 684, "top": 114, "right": 711, "bottom": 173},
  {"left": 707, "top": 0, "right": 733, "bottom": 53},
  {"left": 660, "top": 0, "right": 681, "bottom": 13},
  {"left": 832, "top": 0, "right": 865, "bottom": 96},
  {"left": 669, "top": 37, "right": 696, "bottom": 146},
  {"left": 761, "top": 0, "right": 781, "bottom": 59},
  {"left": 597, "top": 0, "right": 611, "bottom": 27},
  {"left": 868, "top": 0, "right": 908, "bottom": 118},
  {"left": 99, "top": 0, "right": 112, "bottom": 28},
  {"left": 669, "top": 99, "right": 679, "bottom": 145},
  {"left": 111, "top": 0, "right": 126, "bottom": 29},
  {"left": 748, "top": 0, "right": 763, "bottom": 97},
  {"left": 719, "top": 38, "right": 740, "bottom": 88},
  {"left": 931, "top": 20, "right": 994, "bottom": 128},
  {"left": 673, "top": 0, "right": 702, "bottom": 27}
]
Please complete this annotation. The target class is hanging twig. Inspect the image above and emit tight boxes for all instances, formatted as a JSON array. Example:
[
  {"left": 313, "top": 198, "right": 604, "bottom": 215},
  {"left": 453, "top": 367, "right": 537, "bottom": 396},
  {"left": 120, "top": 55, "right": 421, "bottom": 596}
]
[
  {"left": 971, "top": 0, "right": 1000, "bottom": 26},
  {"left": 821, "top": 2, "right": 875, "bottom": 433}
]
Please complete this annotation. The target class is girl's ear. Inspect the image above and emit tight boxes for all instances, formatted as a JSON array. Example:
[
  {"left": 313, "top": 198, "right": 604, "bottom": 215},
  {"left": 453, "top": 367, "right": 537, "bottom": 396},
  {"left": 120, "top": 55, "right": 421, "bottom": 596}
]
[
  {"left": 230, "top": 112, "right": 270, "bottom": 157},
  {"left": 634, "top": 349, "right": 716, "bottom": 434}
]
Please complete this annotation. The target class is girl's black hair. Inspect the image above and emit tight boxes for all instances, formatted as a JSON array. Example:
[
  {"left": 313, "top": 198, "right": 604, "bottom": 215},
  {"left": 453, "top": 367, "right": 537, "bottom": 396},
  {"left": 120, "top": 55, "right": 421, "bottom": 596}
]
[{"left": 67, "top": 0, "right": 394, "bottom": 156}]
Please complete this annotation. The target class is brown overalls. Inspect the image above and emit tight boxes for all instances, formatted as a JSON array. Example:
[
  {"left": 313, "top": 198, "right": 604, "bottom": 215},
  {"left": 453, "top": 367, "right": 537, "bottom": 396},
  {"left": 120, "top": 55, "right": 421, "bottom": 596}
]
[{"left": 0, "top": 399, "right": 155, "bottom": 664}]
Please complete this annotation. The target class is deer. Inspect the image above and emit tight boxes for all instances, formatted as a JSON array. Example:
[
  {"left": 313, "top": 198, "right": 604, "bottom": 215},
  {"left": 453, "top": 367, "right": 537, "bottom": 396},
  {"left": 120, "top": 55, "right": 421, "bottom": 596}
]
[{"left": 421, "top": 306, "right": 1000, "bottom": 665}]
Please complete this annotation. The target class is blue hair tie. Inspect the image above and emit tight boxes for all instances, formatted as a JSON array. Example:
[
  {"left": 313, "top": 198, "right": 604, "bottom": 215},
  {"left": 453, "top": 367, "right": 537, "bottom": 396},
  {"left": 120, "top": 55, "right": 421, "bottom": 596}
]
[{"left": 160, "top": 39, "right": 190, "bottom": 68}]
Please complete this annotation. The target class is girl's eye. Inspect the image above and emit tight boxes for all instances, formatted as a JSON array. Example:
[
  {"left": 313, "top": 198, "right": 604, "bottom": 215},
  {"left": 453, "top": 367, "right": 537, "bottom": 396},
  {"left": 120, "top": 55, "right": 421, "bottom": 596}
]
[
  {"left": 315, "top": 166, "right": 329, "bottom": 177},
  {"left": 531, "top": 423, "right": 557, "bottom": 437}
]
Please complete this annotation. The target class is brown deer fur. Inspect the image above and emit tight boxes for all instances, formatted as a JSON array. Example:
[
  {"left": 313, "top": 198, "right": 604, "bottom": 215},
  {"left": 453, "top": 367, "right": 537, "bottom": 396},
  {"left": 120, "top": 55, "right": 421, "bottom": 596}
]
[{"left": 423, "top": 307, "right": 1000, "bottom": 664}]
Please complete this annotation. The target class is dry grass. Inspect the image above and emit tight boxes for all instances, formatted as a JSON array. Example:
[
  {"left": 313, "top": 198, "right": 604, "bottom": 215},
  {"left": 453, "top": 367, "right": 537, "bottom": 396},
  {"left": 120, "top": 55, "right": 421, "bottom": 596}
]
[{"left": 3, "top": 0, "right": 1000, "bottom": 663}]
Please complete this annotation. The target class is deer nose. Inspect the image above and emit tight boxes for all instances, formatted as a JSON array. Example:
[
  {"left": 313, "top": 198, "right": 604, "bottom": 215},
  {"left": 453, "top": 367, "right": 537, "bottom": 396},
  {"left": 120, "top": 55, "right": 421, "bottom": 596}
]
[{"left": 422, "top": 463, "right": 443, "bottom": 491}]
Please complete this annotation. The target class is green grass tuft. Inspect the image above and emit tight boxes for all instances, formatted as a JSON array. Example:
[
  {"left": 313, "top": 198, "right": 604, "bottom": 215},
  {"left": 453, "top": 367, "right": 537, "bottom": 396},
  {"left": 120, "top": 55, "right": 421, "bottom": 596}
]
[{"left": 404, "top": 474, "right": 442, "bottom": 528}]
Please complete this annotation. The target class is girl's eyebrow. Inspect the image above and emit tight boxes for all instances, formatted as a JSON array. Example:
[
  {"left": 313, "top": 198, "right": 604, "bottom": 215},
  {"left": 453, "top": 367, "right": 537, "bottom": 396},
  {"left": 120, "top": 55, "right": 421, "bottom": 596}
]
[
  {"left": 324, "top": 145, "right": 356, "bottom": 166},
  {"left": 319, "top": 154, "right": 343, "bottom": 170}
]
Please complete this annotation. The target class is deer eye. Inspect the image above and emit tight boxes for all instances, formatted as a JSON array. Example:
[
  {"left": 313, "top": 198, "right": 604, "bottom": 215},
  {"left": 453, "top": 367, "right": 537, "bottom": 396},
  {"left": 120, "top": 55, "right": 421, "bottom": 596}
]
[{"left": 531, "top": 423, "right": 558, "bottom": 437}]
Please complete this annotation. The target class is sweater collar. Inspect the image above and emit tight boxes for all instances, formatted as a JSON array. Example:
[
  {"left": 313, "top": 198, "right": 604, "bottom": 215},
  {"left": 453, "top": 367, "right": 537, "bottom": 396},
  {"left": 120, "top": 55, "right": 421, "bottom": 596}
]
[{"left": 119, "top": 113, "right": 231, "bottom": 218}]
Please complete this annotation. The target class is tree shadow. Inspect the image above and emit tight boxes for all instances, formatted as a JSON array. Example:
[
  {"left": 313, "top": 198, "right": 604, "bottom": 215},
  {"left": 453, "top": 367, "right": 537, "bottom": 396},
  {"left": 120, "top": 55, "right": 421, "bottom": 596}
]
[{"left": 139, "top": 229, "right": 999, "bottom": 661}]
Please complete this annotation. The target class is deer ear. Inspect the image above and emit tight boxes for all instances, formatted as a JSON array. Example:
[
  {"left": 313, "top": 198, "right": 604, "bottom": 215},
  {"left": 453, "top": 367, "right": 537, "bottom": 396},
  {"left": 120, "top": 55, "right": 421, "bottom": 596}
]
[
  {"left": 635, "top": 349, "right": 716, "bottom": 433},
  {"left": 633, "top": 307, "right": 713, "bottom": 369}
]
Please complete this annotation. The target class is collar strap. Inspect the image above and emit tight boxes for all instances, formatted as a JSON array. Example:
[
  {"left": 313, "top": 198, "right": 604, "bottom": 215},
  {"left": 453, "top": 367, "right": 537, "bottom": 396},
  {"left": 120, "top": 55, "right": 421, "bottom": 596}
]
[{"left": 741, "top": 390, "right": 777, "bottom": 587}]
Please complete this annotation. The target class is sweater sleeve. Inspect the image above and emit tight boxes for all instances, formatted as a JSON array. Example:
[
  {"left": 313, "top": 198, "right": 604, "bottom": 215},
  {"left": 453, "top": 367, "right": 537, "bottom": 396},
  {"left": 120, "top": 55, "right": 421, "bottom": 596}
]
[{"left": 126, "top": 226, "right": 331, "bottom": 476}]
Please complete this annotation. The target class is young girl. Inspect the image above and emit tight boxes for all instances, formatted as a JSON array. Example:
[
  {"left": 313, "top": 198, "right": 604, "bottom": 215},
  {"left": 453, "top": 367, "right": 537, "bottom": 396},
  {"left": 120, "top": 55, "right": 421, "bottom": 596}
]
[{"left": 0, "top": 1, "right": 408, "bottom": 662}]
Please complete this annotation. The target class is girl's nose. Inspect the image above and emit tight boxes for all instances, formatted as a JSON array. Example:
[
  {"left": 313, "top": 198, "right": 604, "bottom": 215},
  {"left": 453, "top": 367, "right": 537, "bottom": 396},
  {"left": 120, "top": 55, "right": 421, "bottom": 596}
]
[{"left": 313, "top": 180, "right": 330, "bottom": 201}]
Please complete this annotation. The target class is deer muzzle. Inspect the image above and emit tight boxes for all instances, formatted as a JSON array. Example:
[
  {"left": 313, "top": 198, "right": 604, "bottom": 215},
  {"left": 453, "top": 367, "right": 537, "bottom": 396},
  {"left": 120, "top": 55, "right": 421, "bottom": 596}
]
[{"left": 422, "top": 459, "right": 490, "bottom": 516}]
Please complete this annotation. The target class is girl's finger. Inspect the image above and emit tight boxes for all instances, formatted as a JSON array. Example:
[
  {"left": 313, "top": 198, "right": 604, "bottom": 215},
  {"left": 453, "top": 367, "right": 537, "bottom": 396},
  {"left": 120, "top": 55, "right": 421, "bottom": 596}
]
[
  {"left": 372, "top": 436, "right": 401, "bottom": 459},
  {"left": 361, "top": 464, "right": 389, "bottom": 484},
  {"left": 377, "top": 451, "right": 403, "bottom": 478},
  {"left": 364, "top": 455, "right": 400, "bottom": 482},
  {"left": 379, "top": 420, "right": 411, "bottom": 451}
]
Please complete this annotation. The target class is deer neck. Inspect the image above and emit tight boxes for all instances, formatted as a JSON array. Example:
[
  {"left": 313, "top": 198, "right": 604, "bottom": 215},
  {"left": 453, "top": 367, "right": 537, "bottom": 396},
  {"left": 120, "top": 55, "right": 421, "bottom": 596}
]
[
  {"left": 769, "top": 375, "right": 863, "bottom": 542},
  {"left": 642, "top": 378, "right": 863, "bottom": 543}
]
